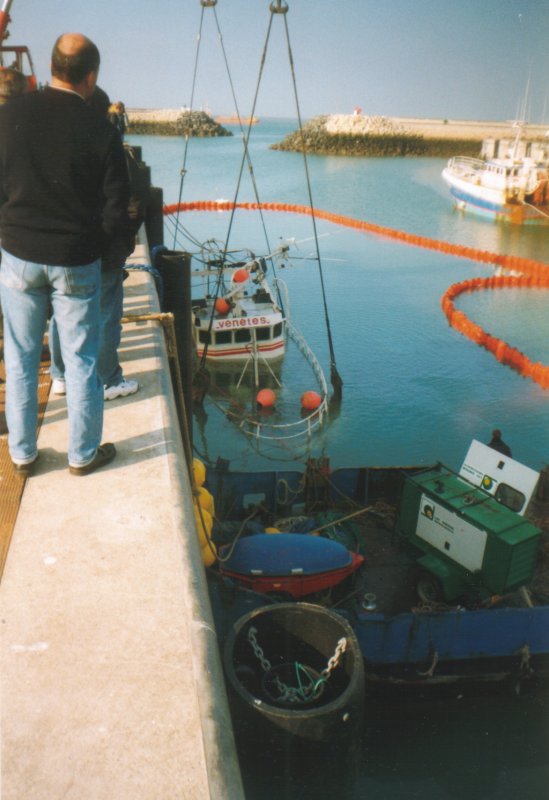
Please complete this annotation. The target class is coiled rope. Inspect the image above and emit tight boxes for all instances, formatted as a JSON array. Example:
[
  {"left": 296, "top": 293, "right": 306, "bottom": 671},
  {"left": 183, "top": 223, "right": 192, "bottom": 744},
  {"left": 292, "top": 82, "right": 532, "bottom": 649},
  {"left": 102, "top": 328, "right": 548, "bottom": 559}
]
[{"left": 164, "top": 199, "right": 549, "bottom": 390}]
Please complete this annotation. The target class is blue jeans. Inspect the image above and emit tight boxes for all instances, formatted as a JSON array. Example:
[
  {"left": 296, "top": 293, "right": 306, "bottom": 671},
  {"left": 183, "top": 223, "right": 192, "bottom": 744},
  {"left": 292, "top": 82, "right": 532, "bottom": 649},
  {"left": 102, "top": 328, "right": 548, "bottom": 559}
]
[
  {"left": 50, "top": 268, "right": 124, "bottom": 389},
  {"left": 0, "top": 250, "right": 103, "bottom": 466}
]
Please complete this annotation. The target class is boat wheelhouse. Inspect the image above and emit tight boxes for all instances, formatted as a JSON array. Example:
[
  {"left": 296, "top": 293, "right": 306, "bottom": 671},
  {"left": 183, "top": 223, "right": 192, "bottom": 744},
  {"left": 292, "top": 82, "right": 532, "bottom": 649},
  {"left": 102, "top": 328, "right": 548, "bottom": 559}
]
[{"left": 192, "top": 257, "right": 286, "bottom": 362}]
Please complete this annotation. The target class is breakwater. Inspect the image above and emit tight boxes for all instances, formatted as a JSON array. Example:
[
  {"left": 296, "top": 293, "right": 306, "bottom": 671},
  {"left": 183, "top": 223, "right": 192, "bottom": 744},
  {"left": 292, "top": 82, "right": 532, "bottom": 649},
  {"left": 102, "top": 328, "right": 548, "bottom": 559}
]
[
  {"left": 271, "top": 114, "right": 548, "bottom": 157},
  {"left": 127, "top": 109, "right": 231, "bottom": 137}
]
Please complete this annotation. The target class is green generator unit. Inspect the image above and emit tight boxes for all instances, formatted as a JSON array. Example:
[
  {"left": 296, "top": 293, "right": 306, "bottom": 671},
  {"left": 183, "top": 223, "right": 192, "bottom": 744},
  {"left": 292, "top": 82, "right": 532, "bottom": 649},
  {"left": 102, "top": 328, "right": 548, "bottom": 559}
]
[{"left": 395, "top": 464, "right": 541, "bottom": 603}]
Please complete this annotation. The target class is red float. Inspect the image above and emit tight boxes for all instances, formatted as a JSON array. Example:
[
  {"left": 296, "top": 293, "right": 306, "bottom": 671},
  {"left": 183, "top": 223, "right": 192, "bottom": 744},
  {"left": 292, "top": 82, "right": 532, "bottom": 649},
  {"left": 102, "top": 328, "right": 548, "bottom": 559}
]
[
  {"left": 233, "top": 268, "right": 249, "bottom": 283},
  {"left": 301, "top": 390, "right": 322, "bottom": 411},
  {"left": 256, "top": 388, "right": 276, "bottom": 408},
  {"left": 215, "top": 297, "right": 230, "bottom": 315}
]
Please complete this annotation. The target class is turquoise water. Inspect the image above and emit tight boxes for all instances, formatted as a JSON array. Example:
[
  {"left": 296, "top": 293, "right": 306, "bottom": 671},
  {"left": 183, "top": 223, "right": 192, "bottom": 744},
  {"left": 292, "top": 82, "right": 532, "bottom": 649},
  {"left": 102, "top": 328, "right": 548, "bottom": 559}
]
[
  {"left": 129, "top": 120, "right": 549, "bottom": 474},
  {"left": 128, "top": 122, "right": 549, "bottom": 800}
]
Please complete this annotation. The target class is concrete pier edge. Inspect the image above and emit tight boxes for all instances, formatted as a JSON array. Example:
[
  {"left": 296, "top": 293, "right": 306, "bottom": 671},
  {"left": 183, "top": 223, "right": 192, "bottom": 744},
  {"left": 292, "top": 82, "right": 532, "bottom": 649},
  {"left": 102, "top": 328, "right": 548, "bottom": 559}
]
[
  {"left": 153, "top": 307, "right": 244, "bottom": 798},
  {"left": 0, "top": 235, "right": 245, "bottom": 799}
]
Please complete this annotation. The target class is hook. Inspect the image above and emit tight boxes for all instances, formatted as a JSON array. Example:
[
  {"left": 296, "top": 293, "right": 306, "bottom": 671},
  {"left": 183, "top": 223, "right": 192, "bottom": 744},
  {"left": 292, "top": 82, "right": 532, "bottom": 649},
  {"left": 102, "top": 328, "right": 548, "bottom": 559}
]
[{"left": 270, "top": 0, "right": 289, "bottom": 13}]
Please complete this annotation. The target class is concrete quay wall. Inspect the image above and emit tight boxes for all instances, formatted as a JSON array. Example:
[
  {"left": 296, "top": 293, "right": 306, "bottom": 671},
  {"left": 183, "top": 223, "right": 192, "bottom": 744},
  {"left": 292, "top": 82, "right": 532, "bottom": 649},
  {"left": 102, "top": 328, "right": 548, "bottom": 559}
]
[{"left": 0, "top": 235, "right": 244, "bottom": 800}]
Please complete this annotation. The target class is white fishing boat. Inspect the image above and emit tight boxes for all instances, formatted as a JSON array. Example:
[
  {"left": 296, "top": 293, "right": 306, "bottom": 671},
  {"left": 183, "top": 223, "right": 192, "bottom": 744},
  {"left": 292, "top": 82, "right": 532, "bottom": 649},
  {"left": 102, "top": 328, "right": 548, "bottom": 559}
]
[
  {"left": 188, "top": 239, "right": 331, "bottom": 446},
  {"left": 192, "top": 248, "right": 285, "bottom": 363},
  {"left": 441, "top": 123, "right": 549, "bottom": 224}
]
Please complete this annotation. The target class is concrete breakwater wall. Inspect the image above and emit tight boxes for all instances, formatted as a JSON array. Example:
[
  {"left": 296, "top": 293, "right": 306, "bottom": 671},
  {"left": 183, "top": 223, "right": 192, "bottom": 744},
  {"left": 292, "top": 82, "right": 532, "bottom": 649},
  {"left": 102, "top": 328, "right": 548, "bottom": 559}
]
[
  {"left": 127, "top": 108, "right": 231, "bottom": 137},
  {"left": 272, "top": 114, "right": 549, "bottom": 157},
  {"left": 126, "top": 109, "right": 549, "bottom": 157}
]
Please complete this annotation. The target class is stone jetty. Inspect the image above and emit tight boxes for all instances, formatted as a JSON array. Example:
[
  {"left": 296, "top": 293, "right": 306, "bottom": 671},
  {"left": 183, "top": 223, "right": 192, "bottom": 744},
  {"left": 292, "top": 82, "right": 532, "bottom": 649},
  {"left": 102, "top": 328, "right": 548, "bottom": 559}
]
[
  {"left": 272, "top": 114, "right": 549, "bottom": 157},
  {"left": 127, "top": 108, "right": 231, "bottom": 137}
]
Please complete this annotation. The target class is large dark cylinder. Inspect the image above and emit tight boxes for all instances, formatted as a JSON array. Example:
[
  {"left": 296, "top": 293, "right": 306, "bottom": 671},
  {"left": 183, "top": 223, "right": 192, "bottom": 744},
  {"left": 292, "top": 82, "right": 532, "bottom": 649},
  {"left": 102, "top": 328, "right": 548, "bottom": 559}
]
[
  {"left": 223, "top": 602, "right": 364, "bottom": 748},
  {"left": 154, "top": 250, "right": 193, "bottom": 448},
  {"left": 145, "top": 186, "right": 164, "bottom": 249}
]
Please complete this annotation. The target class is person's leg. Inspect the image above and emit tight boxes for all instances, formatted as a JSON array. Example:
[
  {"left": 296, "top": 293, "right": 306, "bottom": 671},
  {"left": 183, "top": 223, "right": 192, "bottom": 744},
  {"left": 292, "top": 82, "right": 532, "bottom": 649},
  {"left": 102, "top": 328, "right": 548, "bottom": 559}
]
[
  {"left": 49, "top": 260, "right": 104, "bottom": 467},
  {"left": 48, "top": 315, "right": 66, "bottom": 381},
  {"left": 0, "top": 250, "right": 49, "bottom": 464},
  {"left": 98, "top": 268, "right": 124, "bottom": 388},
  {"left": 100, "top": 267, "right": 139, "bottom": 400}
]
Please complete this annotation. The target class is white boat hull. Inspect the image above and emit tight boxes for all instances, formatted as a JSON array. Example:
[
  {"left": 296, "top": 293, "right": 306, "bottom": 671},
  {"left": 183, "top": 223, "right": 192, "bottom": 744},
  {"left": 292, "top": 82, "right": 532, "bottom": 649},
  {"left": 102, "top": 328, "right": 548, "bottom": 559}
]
[
  {"left": 193, "top": 308, "right": 286, "bottom": 362},
  {"left": 195, "top": 337, "right": 285, "bottom": 362},
  {"left": 442, "top": 141, "right": 549, "bottom": 225}
]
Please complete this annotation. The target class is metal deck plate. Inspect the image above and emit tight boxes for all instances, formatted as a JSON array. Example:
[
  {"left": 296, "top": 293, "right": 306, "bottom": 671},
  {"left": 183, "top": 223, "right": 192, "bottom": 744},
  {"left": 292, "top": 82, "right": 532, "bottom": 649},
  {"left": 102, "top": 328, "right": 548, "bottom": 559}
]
[{"left": 0, "top": 337, "right": 50, "bottom": 577}]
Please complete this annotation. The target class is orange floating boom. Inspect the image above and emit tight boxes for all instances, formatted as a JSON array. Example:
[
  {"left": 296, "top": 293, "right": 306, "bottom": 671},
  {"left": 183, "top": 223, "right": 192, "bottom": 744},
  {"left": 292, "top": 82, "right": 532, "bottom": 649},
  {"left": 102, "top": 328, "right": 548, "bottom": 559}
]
[{"left": 164, "top": 200, "right": 549, "bottom": 390}]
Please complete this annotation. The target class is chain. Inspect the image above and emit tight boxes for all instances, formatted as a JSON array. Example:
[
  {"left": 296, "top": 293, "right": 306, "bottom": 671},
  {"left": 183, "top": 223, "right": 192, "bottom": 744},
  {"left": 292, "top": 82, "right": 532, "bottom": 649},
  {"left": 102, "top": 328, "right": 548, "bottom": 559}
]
[
  {"left": 247, "top": 626, "right": 272, "bottom": 672},
  {"left": 246, "top": 625, "right": 347, "bottom": 704},
  {"left": 320, "top": 637, "right": 347, "bottom": 680}
]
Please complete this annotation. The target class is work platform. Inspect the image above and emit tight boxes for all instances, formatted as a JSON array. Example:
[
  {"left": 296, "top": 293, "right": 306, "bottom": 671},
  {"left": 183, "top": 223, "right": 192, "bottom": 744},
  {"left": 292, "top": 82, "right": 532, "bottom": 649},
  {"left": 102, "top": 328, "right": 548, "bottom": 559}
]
[{"left": 0, "top": 242, "right": 244, "bottom": 799}]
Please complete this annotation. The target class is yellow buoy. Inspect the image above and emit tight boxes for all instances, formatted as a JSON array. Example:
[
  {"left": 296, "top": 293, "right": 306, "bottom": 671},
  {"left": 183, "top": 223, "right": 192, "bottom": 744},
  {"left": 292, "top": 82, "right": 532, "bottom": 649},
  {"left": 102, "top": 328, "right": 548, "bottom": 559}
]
[
  {"left": 201, "top": 542, "right": 217, "bottom": 567},
  {"left": 197, "top": 485, "right": 215, "bottom": 517},
  {"left": 193, "top": 505, "right": 213, "bottom": 548},
  {"left": 265, "top": 526, "right": 281, "bottom": 534},
  {"left": 194, "top": 504, "right": 217, "bottom": 565},
  {"left": 192, "top": 457, "right": 206, "bottom": 487}
]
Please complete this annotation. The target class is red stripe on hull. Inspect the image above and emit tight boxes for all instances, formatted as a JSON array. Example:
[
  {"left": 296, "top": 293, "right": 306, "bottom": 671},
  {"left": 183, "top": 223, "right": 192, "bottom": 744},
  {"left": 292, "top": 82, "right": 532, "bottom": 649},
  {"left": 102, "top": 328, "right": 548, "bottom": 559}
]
[{"left": 196, "top": 340, "right": 285, "bottom": 359}]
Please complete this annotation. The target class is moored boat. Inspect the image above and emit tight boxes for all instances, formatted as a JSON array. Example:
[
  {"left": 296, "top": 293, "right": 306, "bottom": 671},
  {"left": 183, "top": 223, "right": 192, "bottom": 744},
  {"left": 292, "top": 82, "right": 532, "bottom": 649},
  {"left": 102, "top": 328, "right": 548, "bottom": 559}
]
[
  {"left": 442, "top": 123, "right": 549, "bottom": 224},
  {"left": 204, "top": 441, "right": 549, "bottom": 687}
]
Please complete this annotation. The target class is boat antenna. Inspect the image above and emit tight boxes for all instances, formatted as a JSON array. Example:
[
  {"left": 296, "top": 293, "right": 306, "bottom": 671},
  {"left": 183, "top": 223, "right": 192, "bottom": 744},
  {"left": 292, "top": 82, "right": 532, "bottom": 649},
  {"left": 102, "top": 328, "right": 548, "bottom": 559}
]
[{"left": 271, "top": 0, "right": 343, "bottom": 403}]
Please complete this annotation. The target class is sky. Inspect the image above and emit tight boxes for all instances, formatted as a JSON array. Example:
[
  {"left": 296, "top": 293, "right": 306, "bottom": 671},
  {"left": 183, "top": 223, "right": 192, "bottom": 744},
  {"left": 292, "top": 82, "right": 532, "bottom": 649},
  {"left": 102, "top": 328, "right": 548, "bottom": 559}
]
[{"left": 5, "top": 0, "right": 549, "bottom": 122}]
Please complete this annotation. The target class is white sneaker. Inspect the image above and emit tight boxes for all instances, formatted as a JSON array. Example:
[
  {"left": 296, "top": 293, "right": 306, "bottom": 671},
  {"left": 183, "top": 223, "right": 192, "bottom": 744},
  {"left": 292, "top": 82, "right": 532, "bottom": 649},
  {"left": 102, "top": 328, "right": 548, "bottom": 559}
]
[
  {"left": 104, "top": 378, "right": 139, "bottom": 401},
  {"left": 52, "top": 378, "right": 66, "bottom": 395}
]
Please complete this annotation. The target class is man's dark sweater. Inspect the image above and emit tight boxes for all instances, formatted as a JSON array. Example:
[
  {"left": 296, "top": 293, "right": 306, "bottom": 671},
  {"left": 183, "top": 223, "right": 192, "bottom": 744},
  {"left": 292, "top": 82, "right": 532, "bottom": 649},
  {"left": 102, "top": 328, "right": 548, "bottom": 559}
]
[{"left": 0, "top": 86, "right": 131, "bottom": 266}]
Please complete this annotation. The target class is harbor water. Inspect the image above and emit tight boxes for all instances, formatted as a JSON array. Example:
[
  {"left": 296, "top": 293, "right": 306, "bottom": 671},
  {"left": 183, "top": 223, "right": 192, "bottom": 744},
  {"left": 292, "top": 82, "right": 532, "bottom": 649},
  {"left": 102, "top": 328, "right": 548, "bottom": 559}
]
[
  {"left": 130, "top": 119, "right": 549, "bottom": 474},
  {"left": 128, "top": 120, "right": 549, "bottom": 798}
]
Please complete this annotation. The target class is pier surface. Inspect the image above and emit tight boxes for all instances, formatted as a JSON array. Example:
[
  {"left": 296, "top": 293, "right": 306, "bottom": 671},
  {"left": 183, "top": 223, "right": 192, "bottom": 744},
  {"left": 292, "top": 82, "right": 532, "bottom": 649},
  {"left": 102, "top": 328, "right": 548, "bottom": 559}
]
[{"left": 0, "top": 240, "right": 243, "bottom": 799}]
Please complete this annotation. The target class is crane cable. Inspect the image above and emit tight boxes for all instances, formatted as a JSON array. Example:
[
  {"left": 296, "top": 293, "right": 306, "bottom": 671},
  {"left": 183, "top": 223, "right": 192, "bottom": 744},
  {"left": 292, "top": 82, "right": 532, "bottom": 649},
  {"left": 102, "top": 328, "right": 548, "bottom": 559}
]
[
  {"left": 184, "top": 0, "right": 285, "bottom": 375},
  {"left": 276, "top": 3, "right": 343, "bottom": 402},
  {"left": 190, "top": 1, "right": 343, "bottom": 401},
  {"left": 172, "top": 1, "right": 208, "bottom": 251}
]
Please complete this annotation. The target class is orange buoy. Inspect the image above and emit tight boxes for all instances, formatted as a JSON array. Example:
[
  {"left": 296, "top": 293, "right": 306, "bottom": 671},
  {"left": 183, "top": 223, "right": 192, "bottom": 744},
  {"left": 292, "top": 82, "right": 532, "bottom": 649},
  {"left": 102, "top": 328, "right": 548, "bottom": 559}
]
[
  {"left": 215, "top": 297, "right": 231, "bottom": 315},
  {"left": 233, "top": 268, "right": 249, "bottom": 283},
  {"left": 256, "top": 388, "right": 276, "bottom": 408},
  {"left": 301, "top": 390, "right": 322, "bottom": 411}
]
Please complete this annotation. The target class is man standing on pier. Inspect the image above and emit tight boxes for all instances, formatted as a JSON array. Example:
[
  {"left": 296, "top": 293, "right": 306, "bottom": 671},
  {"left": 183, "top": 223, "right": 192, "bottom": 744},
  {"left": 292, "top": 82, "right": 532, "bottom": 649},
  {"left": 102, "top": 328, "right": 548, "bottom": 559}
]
[{"left": 0, "top": 33, "right": 132, "bottom": 476}]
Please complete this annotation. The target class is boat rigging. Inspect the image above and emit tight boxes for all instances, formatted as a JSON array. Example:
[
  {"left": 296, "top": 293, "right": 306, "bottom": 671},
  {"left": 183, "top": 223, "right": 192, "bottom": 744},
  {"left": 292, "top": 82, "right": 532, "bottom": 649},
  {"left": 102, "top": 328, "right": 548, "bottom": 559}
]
[{"left": 165, "top": 0, "right": 342, "bottom": 451}]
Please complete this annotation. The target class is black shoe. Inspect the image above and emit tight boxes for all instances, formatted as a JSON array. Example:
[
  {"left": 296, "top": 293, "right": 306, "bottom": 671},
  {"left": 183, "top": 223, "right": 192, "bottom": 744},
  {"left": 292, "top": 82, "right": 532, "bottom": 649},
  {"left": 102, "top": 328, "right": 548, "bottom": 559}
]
[
  {"left": 69, "top": 443, "right": 116, "bottom": 476},
  {"left": 12, "top": 455, "right": 38, "bottom": 478}
]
